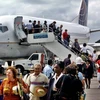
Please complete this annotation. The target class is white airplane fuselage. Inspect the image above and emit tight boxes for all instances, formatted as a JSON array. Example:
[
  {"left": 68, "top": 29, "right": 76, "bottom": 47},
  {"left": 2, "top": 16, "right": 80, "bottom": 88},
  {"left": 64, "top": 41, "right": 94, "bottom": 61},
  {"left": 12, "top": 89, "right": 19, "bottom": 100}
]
[{"left": 0, "top": 15, "right": 91, "bottom": 59}]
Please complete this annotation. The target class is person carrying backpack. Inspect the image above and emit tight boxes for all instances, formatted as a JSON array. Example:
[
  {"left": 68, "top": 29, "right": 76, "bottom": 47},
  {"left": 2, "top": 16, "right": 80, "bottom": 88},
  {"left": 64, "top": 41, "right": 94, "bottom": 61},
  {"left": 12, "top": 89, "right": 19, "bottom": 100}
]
[{"left": 56, "top": 67, "right": 83, "bottom": 100}]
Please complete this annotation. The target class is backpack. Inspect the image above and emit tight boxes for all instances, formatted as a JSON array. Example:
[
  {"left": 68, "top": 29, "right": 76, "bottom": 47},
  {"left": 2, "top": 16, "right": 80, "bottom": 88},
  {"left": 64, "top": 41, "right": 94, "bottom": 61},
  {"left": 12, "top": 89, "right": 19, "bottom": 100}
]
[
  {"left": 56, "top": 74, "right": 83, "bottom": 100},
  {"left": 68, "top": 75, "right": 83, "bottom": 95},
  {"left": 67, "top": 35, "right": 70, "bottom": 42}
]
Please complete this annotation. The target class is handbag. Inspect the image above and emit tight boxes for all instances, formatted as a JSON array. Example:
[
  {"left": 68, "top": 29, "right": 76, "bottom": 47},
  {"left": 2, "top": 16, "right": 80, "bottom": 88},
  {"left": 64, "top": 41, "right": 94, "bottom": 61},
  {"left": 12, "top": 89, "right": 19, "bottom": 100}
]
[
  {"left": 17, "top": 81, "right": 30, "bottom": 100},
  {"left": 53, "top": 75, "right": 66, "bottom": 100}
]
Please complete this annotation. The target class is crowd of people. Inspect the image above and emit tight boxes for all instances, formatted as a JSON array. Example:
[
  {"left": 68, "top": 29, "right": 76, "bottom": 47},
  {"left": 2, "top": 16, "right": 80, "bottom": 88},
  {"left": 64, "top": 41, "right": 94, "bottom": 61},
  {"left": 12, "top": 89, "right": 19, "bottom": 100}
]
[
  {"left": 0, "top": 20, "right": 99, "bottom": 99},
  {"left": 22, "top": 20, "right": 91, "bottom": 56},
  {"left": 21, "top": 20, "right": 70, "bottom": 47},
  {"left": 0, "top": 48, "right": 100, "bottom": 100}
]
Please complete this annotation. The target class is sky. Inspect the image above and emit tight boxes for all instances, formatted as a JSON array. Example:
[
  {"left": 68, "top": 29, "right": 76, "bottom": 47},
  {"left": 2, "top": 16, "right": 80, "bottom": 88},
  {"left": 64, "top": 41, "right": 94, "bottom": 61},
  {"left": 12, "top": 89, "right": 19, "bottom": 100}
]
[{"left": 0, "top": 0, "right": 100, "bottom": 42}]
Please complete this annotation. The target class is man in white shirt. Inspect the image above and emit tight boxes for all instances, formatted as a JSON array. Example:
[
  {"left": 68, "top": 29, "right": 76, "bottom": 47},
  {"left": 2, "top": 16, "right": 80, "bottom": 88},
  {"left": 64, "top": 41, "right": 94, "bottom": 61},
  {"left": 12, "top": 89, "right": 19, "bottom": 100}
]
[
  {"left": 92, "top": 50, "right": 98, "bottom": 62},
  {"left": 81, "top": 43, "right": 88, "bottom": 54},
  {"left": 76, "top": 55, "right": 85, "bottom": 73},
  {"left": 27, "top": 63, "right": 49, "bottom": 100},
  {"left": 25, "top": 20, "right": 33, "bottom": 34}
]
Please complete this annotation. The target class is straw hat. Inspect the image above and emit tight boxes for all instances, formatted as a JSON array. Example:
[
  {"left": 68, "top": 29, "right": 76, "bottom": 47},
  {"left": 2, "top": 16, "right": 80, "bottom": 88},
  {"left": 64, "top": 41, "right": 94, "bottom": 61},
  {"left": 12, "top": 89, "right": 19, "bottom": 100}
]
[
  {"left": 33, "top": 86, "right": 47, "bottom": 97},
  {"left": 12, "top": 82, "right": 22, "bottom": 96}
]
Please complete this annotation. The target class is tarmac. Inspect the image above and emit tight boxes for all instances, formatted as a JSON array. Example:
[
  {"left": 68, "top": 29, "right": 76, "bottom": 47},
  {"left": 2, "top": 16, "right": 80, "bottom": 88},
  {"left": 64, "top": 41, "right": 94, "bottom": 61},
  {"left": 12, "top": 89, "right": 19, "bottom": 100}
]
[
  {"left": 85, "top": 77, "right": 100, "bottom": 100},
  {"left": 0, "top": 75, "right": 100, "bottom": 100}
]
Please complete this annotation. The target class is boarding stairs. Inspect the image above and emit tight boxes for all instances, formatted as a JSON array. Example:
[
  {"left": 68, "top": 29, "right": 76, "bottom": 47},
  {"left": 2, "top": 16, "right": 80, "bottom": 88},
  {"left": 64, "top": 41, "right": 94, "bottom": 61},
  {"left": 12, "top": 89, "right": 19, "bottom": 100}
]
[{"left": 27, "top": 32, "right": 78, "bottom": 61}]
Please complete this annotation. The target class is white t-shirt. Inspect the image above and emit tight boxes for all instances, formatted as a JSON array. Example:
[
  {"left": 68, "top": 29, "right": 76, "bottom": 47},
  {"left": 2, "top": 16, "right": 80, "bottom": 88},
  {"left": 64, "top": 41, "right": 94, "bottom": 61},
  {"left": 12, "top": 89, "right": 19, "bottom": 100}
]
[
  {"left": 27, "top": 73, "right": 49, "bottom": 100},
  {"left": 53, "top": 73, "right": 63, "bottom": 91},
  {"left": 81, "top": 46, "right": 87, "bottom": 53},
  {"left": 76, "top": 56, "right": 84, "bottom": 65},
  {"left": 92, "top": 53, "right": 98, "bottom": 62}
]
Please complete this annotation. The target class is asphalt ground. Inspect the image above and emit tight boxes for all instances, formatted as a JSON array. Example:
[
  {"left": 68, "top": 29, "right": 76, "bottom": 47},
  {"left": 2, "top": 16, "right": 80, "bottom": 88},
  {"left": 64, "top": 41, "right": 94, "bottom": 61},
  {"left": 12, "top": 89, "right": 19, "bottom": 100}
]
[{"left": 85, "top": 77, "right": 100, "bottom": 100}]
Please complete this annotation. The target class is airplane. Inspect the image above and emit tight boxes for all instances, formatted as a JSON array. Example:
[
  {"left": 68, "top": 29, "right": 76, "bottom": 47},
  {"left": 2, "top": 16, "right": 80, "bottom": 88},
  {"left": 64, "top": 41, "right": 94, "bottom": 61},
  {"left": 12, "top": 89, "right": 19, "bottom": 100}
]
[
  {"left": 0, "top": 0, "right": 99, "bottom": 66},
  {"left": 87, "top": 43, "right": 100, "bottom": 51}
]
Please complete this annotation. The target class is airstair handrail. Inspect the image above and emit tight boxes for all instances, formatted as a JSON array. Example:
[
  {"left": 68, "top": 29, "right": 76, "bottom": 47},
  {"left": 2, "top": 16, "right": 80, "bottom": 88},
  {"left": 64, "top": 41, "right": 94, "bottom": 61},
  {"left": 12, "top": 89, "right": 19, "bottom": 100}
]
[{"left": 55, "top": 35, "right": 78, "bottom": 55}]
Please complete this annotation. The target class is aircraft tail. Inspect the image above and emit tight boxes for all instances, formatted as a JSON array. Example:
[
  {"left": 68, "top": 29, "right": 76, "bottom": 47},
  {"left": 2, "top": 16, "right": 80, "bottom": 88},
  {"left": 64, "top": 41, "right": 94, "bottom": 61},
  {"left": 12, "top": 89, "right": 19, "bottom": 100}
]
[{"left": 78, "top": 0, "right": 88, "bottom": 26}]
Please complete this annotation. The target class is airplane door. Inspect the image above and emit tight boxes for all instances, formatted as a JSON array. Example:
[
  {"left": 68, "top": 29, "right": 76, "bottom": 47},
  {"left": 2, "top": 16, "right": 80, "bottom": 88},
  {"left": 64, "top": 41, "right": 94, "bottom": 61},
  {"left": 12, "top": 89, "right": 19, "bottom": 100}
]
[{"left": 14, "top": 16, "right": 26, "bottom": 40}]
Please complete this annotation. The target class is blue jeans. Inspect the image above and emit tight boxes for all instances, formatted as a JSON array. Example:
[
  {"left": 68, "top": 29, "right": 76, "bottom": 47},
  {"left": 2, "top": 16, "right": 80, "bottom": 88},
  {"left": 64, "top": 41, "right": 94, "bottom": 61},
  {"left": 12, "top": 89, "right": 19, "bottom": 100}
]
[{"left": 64, "top": 39, "right": 69, "bottom": 46}]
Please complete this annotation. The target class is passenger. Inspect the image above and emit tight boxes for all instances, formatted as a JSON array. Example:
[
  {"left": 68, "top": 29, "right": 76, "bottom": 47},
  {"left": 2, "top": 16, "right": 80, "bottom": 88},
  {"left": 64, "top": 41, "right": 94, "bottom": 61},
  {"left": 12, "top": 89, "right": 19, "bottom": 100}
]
[
  {"left": 88, "top": 54, "right": 93, "bottom": 61},
  {"left": 57, "top": 25, "right": 63, "bottom": 43},
  {"left": 81, "top": 43, "right": 88, "bottom": 55},
  {"left": 47, "top": 61, "right": 64, "bottom": 100},
  {"left": 62, "top": 29, "right": 69, "bottom": 46},
  {"left": 49, "top": 21, "right": 56, "bottom": 32},
  {"left": 25, "top": 20, "right": 33, "bottom": 34},
  {"left": 43, "top": 20, "right": 47, "bottom": 32},
  {"left": 75, "top": 64, "right": 85, "bottom": 90},
  {"left": 23, "top": 66, "right": 34, "bottom": 84},
  {"left": 22, "top": 22, "right": 28, "bottom": 36},
  {"left": 55, "top": 27, "right": 60, "bottom": 36},
  {"left": 64, "top": 63, "right": 85, "bottom": 99},
  {"left": 27, "top": 63, "right": 49, "bottom": 100},
  {"left": 59, "top": 25, "right": 63, "bottom": 33},
  {"left": 52, "top": 21, "right": 56, "bottom": 33},
  {"left": 35, "top": 21, "right": 42, "bottom": 33},
  {"left": 63, "top": 54, "right": 71, "bottom": 67},
  {"left": 32, "top": 20, "right": 37, "bottom": 33},
  {"left": 75, "top": 54, "right": 85, "bottom": 73},
  {"left": 0, "top": 66, "right": 29, "bottom": 100},
  {"left": 92, "top": 50, "right": 98, "bottom": 62},
  {"left": 64, "top": 62, "right": 85, "bottom": 89},
  {"left": 83, "top": 60, "right": 94, "bottom": 89},
  {"left": 43, "top": 59, "right": 53, "bottom": 79},
  {"left": 88, "top": 54, "right": 96, "bottom": 76},
  {"left": 56, "top": 67, "right": 83, "bottom": 100},
  {"left": 72, "top": 39, "right": 81, "bottom": 54},
  {"left": 81, "top": 52, "right": 88, "bottom": 62},
  {"left": 49, "top": 23, "right": 53, "bottom": 32}
]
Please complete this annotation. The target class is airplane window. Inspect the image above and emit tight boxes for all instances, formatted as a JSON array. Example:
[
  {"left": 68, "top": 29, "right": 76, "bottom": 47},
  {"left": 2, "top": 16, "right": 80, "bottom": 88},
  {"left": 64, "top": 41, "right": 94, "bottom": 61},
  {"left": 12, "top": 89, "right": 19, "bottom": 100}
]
[{"left": 0, "top": 26, "right": 8, "bottom": 33}]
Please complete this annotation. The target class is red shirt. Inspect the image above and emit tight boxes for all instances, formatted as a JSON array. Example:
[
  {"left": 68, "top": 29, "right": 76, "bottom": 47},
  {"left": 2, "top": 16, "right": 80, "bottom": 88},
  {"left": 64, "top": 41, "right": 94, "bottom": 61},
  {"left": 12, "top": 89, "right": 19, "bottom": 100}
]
[
  {"left": 96, "top": 60, "right": 100, "bottom": 73},
  {"left": 0, "top": 78, "right": 27, "bottom": 100},
  {"left": 62, "top": 31, "right": 68, "bottom": 40}
]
